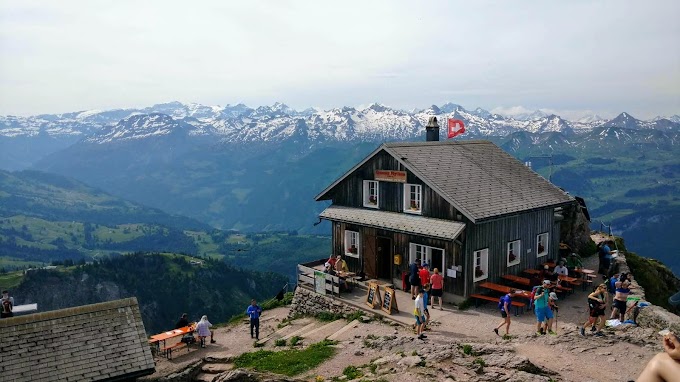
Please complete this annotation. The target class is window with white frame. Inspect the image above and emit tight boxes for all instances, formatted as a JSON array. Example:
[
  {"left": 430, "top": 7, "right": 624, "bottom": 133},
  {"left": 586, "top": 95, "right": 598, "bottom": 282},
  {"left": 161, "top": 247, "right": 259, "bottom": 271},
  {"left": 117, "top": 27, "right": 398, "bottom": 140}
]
[
  {"left": 344, "top": 230, "right": 360, "bottom": 258},
  {"left": 409, "top": 243, "right": 445, "bottom": 272},
  {"left": 403, "top": 183, "right": 422, "bottom": 214},
  {"left": 536, "top": 232, "right": 548, "bottom": 258},
  {"left": 473, "top": 248, "right": 489, "bottom": 282},
  {"left": 507, "top": 239, "right": 521, "bottom": 266},
  {"left": 363, "top": 180, "right": 379, "bottom": 208}
]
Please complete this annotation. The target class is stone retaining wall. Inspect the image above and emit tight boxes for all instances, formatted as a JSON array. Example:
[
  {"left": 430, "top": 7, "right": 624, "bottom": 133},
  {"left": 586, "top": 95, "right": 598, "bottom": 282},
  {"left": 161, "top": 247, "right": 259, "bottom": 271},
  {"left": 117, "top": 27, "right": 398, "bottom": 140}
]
[
  {"left": 614, "top": 254, "right": 680, "bottom": 333},
  {"left": 288, "top": 286, "right": 363, "bottom": 318}
]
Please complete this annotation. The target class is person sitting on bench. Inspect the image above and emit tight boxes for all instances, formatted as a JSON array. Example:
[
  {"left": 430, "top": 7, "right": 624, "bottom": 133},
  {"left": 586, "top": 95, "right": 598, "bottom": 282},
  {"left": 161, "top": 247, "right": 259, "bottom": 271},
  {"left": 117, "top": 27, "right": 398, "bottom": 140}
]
[{"left": 195, "top": 315, "right": 216, "bottom": 347}]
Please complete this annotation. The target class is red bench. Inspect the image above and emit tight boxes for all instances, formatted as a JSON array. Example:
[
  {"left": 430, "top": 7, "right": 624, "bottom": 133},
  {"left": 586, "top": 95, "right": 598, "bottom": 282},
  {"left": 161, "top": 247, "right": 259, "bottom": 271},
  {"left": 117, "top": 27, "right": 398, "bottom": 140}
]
[{"left": 469, "top": 294, "right": 527, "bottom": 316}]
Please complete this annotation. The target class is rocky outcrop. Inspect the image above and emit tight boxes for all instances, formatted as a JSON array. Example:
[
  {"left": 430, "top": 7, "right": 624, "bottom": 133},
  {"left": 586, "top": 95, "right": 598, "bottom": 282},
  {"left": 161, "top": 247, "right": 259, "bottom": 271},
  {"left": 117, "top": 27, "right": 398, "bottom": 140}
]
[
  {"left": 288, "top": 287, "right": 362, "bottom": 318},
  {"left": 359, "top": 336, "right": 557, "bottom": 382},
  {"left": 213, "top": 369, "right": 304, "bottom": 382}
]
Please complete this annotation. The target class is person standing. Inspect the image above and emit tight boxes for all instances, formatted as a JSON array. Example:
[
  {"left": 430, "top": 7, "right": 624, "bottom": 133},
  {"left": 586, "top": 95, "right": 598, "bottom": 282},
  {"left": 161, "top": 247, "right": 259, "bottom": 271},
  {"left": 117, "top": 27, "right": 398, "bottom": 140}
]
[
  {"left": 409, "top": 259, "right": 421, "bottom": 299},
  {"left": 533, "top": 281, "right": 554, "bottom": 335},
  {"left": 413, "top": 289, "right": 427, "bottom": 340},
  {"left": 419, "top": 263, "right": 430, "bottom": 289},
  {"left": 611, "top": 273, "right": 633, "bottom": 321},
  {"left": 1, "top": 290, "right": 13, "bottom": 318},
  {"left": 246, "top": 299, "right": 263, "bottom": 340},
  {"left": 175, "top": 313, "right": 189, "bottom": 329},
  {"left": 194, "top": 315, "right": 216, "bottom": 347},
  {"left": 429, "top": 268, "right": 444, "bottom": 310},
  {"left": 422, "top": 284, "right": 431, "bottom": 330},
  {"left": 601, "top": 241, "right": 613, "bottom": 277},
  {"left": 580, "top": 283, "right": 607, "bottom": 336},
  {"left": 494, "top": 289, "right": 515, "bottom": 336}
]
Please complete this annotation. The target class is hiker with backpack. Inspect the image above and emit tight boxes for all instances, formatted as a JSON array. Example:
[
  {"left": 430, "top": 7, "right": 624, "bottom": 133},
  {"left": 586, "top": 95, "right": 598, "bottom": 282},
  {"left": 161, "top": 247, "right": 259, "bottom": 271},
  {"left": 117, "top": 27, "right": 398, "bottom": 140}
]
[
  {"left": 534, "top": 280, "right": 555, "bottom": 335},
  {"left": 1, "top": 290, "right": 13, "bottom": 318},
  {"left": 494, "top": 289, "right": 515, "bottom": 336},
  {"left": 580, "top": 283, "right": 608, "bottom": 336}
]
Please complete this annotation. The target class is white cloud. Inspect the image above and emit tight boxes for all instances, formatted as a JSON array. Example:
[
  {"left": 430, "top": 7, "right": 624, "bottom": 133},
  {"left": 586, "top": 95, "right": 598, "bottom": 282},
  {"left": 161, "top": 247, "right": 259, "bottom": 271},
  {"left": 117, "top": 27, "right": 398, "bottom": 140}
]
[{"left": 0, "top": 0, "right": 678, "bottom": 118}]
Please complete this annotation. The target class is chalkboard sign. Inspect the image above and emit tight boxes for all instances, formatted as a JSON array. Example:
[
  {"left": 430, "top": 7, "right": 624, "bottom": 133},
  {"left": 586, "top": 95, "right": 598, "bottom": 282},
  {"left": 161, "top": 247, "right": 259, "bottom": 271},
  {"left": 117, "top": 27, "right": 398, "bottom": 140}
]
[
  {"left": 366, "top": 282, "right": 381, "bottom": 308},
  {"left": 381, "top": 287, "right": 399, "bottom": 314}
]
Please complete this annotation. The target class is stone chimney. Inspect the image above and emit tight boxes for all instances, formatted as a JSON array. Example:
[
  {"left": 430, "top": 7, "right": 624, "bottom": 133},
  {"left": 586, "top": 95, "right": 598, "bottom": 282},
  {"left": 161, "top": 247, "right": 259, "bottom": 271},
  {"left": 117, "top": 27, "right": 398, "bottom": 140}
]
[{"left": 426, "top": 116, "right": 439, "bottom": 141}]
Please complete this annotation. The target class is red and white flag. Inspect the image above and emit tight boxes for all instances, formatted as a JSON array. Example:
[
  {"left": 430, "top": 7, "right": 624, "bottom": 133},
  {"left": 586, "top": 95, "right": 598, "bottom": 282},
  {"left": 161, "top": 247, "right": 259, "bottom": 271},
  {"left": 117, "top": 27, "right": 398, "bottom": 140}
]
[{"left": 447, "top": 118, "right": 466, "bottom": 139}]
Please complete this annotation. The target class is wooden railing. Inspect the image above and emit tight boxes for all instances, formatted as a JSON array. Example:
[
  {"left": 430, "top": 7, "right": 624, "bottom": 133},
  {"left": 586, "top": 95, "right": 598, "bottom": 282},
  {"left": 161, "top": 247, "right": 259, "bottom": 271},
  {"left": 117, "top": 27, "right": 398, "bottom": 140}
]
[{"left": 297, "top": 259, "right": 340, "bottom": 296}]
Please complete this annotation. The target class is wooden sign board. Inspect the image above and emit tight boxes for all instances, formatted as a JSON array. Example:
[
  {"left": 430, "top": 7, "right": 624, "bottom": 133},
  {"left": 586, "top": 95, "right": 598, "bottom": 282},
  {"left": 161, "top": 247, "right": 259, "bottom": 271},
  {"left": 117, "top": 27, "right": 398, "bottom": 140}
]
[
  {"left": 374, "top": 170, "right": 406, "bottom": 183},
  {"left": 366, "top": 282, "right": 382, "bottom": 309},
  {"left": 381, "top": 287, "right": 399, "bottom": 314}
]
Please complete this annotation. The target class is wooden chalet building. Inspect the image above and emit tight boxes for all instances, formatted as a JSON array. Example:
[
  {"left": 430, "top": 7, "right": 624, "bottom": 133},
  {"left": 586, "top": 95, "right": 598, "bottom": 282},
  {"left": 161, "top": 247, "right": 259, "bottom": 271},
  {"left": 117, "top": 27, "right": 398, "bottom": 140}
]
[{"left": 314, "top": 118, "right": 576, "bottom": 301}]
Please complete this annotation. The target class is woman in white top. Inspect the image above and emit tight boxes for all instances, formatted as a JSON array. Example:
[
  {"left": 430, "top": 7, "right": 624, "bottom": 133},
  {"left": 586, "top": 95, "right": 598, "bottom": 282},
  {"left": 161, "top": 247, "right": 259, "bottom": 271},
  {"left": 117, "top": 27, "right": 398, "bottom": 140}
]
[{"left": 195, "top": 315, "right": 215, "bottom": 347}]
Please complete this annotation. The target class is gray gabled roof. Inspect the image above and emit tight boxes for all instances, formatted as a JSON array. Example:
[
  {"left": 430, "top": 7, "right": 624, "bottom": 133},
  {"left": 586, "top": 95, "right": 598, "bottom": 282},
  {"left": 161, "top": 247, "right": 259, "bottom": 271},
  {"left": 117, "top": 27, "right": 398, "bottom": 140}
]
[
  {"left": 316, "top": 140, "right": 574, "bottom": 223},
  {"left": 320, "top": 205, "right": 465, "bottom": 240},
  {"left": 0, "top": 298, "right": 155, "bottom": 381}
]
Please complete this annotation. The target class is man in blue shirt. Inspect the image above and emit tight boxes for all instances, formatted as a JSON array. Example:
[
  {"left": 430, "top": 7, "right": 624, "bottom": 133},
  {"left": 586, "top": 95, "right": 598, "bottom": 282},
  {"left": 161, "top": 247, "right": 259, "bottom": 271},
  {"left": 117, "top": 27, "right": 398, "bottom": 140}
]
[
  {"left": 246, "top": 299, "right": 263, "bottom": 340},
  {"left": 601, "top": 241, "right": 613, "bottom": 277}
]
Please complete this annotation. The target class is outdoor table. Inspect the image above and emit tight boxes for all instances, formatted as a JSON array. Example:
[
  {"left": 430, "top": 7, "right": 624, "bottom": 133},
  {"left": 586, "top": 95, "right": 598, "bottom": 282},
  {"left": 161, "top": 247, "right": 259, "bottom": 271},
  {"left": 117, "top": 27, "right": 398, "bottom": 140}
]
[
  {"left": 523, "top": 269, "right": 541, "bottom": 276},
  {"left": 149, "top": 325, "right": 194, "bottom": 355},
  {"left": 500, "top": 274, "right": 531, "bottom": 287},
  {"left": 479, "top": 282, "right": 532, "bottom": 300},
  {"left": 337, "top": 271, "right": 357, "bottom": 286}
]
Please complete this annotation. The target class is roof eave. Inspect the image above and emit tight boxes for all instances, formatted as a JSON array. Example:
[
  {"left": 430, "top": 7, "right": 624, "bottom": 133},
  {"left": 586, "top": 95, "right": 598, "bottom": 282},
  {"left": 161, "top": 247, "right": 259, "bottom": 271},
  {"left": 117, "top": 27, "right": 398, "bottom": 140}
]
[
  {"left": 318, "top": 215, "right": 464, "bottom": 241},
  {"left": 474, "top": 200, "right": 578, "bottom": 224},
  {"left": 314, "top": 144, "right": 387, "bottom": 201}
]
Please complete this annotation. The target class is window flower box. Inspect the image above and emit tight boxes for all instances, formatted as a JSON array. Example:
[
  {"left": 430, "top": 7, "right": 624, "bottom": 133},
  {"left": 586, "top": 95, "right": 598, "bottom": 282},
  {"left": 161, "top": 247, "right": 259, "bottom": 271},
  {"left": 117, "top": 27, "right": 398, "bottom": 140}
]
[
  {"left": 509, "top": 252, "right": 517, "bottom": 262},
  {"left": 349, "top": 246, "right": 357, "bottom": 254},
  {"left": 475, "top": 267, "right": 484, "bottom": 278},
  {"left": 368, "top": 196, "right": 377, "bottom": 204},
  {"left": 410, "top": 201, "right": 420, "bottom": 210}
]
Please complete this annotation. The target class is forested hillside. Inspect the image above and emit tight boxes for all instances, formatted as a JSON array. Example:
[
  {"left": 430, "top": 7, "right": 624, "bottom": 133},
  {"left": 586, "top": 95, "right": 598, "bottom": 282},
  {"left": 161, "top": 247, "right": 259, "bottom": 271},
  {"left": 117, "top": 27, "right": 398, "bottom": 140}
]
[{"left": 11, "top": 253, "right": 288, "bottom": 334}]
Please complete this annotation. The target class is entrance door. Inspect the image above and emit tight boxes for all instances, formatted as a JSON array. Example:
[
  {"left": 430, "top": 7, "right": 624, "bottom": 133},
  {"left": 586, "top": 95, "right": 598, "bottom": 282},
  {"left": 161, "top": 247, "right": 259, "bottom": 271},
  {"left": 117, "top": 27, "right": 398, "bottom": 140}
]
[
  {"left": 431, "top": 248, "right": 443, "bottom": 273},
  {"left": 376, "top": 237, "right": 392, "bottom": 279},
  {"left": 363, "top": 234, "right": 377, "bottom": 279}
]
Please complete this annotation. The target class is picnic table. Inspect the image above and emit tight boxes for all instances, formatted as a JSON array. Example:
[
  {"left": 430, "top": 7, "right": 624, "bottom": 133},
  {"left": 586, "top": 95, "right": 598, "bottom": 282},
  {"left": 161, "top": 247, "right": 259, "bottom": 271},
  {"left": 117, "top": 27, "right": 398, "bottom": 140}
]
[
  {"left": 479, "top": 282, "right": 532, "bottom": 300},
  {"left": 149, "top": 325, "right": 194, "bottom": 359},
  {"left": 500, "top": 274, "right": 531, "bottom": 287},
  {"left": 572, "top": 268, "right": 596, "bottom": 290},
  {"left": 472, "top": 282, "right": 531, "bottom": 315},
  {"left": 523, "top": 268, "right": 541, "bottom": 276}
]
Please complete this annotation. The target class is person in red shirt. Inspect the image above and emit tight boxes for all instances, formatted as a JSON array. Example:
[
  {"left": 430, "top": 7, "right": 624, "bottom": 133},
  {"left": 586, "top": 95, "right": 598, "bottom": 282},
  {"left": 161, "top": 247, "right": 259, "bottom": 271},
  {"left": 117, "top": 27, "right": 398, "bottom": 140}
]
[
  {"left": 419, "top": 263, "right": 430, "bottom": 290},
  {"left": 429, "top": 268, "right": 444, "bottom": 310},
  {"left": 327, "top": 255, "right": 336, "bottom": 269}
]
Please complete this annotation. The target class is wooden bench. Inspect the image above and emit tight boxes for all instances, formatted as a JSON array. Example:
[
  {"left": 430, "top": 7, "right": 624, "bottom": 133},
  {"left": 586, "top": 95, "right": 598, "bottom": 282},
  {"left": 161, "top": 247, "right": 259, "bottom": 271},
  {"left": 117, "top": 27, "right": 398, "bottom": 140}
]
[
  {"left": 162, "top": 342, "right": 189, "bottom": 360},
  {"left": 469, "top": 294, "right": 527, "bottom": 316}
]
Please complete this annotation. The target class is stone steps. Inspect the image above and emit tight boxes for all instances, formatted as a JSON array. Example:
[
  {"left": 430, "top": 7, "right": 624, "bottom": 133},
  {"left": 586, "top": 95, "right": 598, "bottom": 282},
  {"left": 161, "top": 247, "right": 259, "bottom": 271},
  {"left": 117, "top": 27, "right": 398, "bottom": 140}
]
[
  {"left": 327, "top": 319, "right": 360, "bottom": 341},
  {"left": 301, "top": 319, "right": 348, "bottom": 343},
  {"left": 255, "top": 317, "right": 313, "bottom": 346}
]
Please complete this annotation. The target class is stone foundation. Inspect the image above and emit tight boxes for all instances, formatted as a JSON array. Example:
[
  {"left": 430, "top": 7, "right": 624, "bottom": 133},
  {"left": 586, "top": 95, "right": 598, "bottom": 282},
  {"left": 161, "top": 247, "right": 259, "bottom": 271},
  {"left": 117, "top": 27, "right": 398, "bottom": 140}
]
[{"left": 288, "top": 286, "right": 363, "bottom": 318}]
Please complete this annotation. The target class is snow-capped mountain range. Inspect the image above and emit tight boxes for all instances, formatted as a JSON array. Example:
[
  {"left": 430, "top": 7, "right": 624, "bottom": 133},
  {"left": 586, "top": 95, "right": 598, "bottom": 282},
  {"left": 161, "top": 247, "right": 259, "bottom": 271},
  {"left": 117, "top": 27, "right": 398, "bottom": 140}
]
[{"left": 1, "top": 101, "right": 678, "bottom": 144}]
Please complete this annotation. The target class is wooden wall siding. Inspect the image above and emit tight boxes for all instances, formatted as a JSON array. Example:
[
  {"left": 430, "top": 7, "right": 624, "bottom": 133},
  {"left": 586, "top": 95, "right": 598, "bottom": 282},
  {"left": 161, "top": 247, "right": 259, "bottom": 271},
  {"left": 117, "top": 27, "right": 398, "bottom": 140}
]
[
  {"left": 328, "top": 150, "right": 465, "bottom": 222},
  {"left": 466, "top": 208, "right": 559, "bottom": 296},
  {"left": 331, "top": 222, "right": 464, "bottom": 295}
]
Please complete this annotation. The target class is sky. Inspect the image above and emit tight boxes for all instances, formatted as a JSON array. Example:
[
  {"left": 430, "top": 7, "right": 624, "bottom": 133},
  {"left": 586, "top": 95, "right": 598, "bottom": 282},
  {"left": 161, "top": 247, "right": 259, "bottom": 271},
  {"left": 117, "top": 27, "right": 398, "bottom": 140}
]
[{"left": 1, "top": 1, "right": 678, "bottom": 120}]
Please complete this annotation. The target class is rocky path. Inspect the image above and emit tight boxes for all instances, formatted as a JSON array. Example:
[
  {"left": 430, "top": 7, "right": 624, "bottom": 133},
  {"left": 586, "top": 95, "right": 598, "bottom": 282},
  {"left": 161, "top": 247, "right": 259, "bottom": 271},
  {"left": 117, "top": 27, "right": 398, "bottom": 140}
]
[{"left": 141, "top": 256, "right": 662, "bottom": 382}]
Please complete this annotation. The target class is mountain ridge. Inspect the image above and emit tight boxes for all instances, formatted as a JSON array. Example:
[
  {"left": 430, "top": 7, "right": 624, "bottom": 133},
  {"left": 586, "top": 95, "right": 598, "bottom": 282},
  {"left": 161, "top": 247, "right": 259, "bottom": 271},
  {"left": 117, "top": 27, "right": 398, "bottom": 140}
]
[{"left": 2, "top": 101, "right": 677, "bottom": 145}]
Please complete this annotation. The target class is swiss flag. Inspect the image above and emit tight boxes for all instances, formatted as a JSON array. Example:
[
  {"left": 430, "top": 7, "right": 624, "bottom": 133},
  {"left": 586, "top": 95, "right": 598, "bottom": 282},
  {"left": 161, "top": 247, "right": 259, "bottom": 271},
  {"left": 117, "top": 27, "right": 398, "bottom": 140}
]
[{"left": 447, "top": 118, "right": 466, "bottom": 139}]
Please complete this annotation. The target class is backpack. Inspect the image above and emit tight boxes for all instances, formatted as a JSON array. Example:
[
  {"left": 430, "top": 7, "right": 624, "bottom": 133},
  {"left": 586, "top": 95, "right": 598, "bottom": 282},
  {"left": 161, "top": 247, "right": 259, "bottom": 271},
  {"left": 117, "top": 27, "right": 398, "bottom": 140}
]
[
  {"left": 607, "top": 276, "right": 617, "bottom": 294},
  {"left": 1, "top": 298, "right": 12, "bottom": 313},
  {"left": 180, "top": 333, "right": 196, "bottom": 344}
]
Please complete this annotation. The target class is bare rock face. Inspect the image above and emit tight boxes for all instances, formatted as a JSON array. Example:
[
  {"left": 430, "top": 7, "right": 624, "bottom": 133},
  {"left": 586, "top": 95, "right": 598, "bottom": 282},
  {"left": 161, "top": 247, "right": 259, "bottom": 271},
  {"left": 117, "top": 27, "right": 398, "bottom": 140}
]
[
  {"left": 637, "top": 304, "right": 680, "bottom": 333},
  {"left": 213, "top": 369, "right": 304, "bottom": 382}
]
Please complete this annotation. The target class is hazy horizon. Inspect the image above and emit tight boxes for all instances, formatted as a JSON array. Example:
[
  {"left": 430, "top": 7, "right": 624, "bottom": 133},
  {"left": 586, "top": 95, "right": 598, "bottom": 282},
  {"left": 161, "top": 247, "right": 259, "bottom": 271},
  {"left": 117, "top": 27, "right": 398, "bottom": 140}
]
[{"left": 1, "top": 1, "right": 678, "bottom": 119}]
